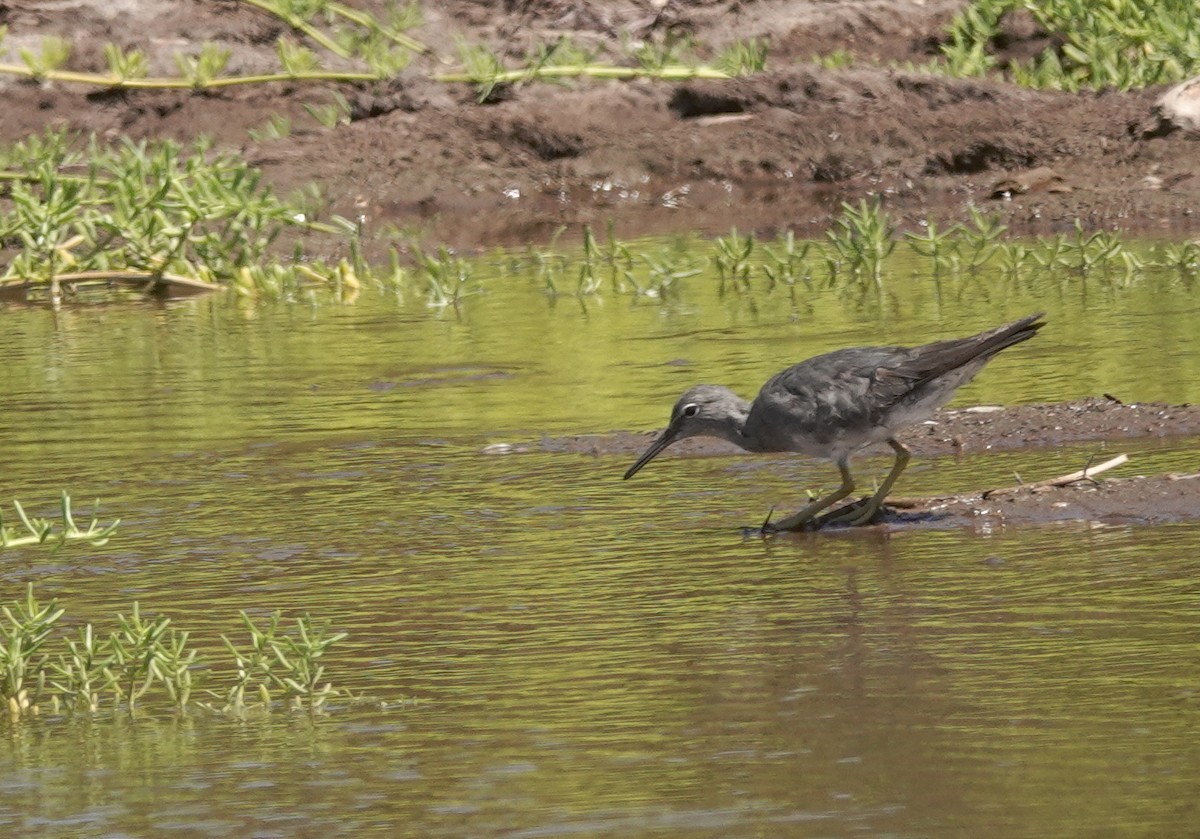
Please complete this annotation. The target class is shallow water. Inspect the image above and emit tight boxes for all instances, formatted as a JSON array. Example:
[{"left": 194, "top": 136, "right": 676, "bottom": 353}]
[{"left": 2, "top": 255, "right": 1199, "bottom": 836}]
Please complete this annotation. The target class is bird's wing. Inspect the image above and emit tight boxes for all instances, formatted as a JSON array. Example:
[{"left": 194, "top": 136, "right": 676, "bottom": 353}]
[
  {"left": 754, "top": 350, "right": 887, "bottom": 432},
  {"left": 865, "top": 359, "right": 927, "bottom": 408},
  {"left": 765, "top": 342, "right": 986, "bottom": 422},
  {"left": 866, "top": 313, "right": 1044, "bottom": 409}
]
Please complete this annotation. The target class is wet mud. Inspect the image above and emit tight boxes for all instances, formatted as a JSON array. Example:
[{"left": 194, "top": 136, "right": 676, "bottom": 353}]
[{"left": 3, "top": 1, "right": 1199, "bottom": 256}]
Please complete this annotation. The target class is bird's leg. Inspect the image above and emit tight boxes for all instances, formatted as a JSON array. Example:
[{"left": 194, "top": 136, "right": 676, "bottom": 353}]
[
  {"left": 833, "top": 439, "right": 911, "bottom": 526},
  {"left": 767, "top": 459, "right": 856, "bottom": 532}
]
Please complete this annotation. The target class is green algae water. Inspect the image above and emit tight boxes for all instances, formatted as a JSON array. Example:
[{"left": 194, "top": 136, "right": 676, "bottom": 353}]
[{"left": 2, "top": 249, "right": 1199, "bottom": 836}]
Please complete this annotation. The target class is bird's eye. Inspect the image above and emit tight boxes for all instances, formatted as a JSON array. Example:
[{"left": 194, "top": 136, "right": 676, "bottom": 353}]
[{"left": 682, "top": 403, "right": 700, "bottom": 417}]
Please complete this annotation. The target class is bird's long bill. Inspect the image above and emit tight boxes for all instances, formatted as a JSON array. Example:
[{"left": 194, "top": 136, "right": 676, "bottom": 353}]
[{"left": 623, "top": 425, "right": 680, "bottom": 480}]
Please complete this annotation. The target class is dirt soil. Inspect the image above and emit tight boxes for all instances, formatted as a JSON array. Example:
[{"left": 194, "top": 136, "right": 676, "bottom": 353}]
[
  {"left": 4, "top": 0, "right": 1200, "bottom": 254},
  {"left": 3, "top": 1, "right": 1199, "bottom": 530}
]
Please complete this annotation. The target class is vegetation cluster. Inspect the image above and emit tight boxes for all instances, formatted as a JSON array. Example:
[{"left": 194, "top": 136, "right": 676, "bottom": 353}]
[
  {"left": 1, "top": 582, "right": 353, "bottom": 721},
  {"left": 940, "top": 0, "right": 1200, "bottom": 91},
  {"left": 1, "top": 492, "right": 118, "bottom": 551},
  {"left": 511, "top": 203, "right": 1198, "bottom": 310},
  {"left": 0, "top": 130, "right": 356, "bottom": 301}
]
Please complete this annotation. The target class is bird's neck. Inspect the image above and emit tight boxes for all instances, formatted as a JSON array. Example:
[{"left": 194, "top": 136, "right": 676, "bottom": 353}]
[{"left": 718, "top": 397, "right": 758, "bottom": 451}]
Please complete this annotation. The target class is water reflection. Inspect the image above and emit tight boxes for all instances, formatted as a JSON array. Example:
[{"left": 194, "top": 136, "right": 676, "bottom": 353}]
[{"left": 1, "top": 251, "right": 1198, "bottom": 835}]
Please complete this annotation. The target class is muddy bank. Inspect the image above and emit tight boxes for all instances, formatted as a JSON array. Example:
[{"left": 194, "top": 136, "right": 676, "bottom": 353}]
[
  {"left": 2, "top": 1, "right": 1199, "bottom": 257},
  {"left": 879, "top": 471, "right": 1200, "bottom": 533}
]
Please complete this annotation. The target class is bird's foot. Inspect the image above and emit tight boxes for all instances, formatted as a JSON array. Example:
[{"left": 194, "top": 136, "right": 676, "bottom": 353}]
[
  {"left": 822, "top": 498, "right": 887, "bottom": 527},
  {"left": 746, "top": 506, "right": 820, "bottom": 537},
  {"left": 750, "top": 497, "right": 889, "bottom": 535},
  {"left": 745, "top": 507, "right": 780, "bottom": 538}
]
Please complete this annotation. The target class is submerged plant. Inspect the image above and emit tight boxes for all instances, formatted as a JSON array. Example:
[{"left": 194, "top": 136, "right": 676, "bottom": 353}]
[
  {"left": 955, "top": 206, "right": 1007, "bottom": 273},
  {"left": 637, "top": 249, "right": 705, "bottom": 298},
  {"left": 49, "top": 623, "right": 115, "bottom": 714},
  {"left": 575, "top": 225, "right": 604, "bottom": 295},
  {"left": 1, "top": 586, "right": 359, "bottom": 721},
  {"left": 762, "top": 231, "right": 813, "bottom": 289},
  {"left": 714, "top": 228, "right": 755, "bottom": 293},
  {"left": 1160, "top": 241, "right": 1200, "bottom": 278},
  {"left": 826, "top": 198, "right": 896, "bottom": 284},
  {"left": 906, "top": 219, "right": 961, "bottom": 277},
  {"left": 105, "top": 605, "right": 167, "bottom": 714},
  {"left": 0, "top": 492, "right": 119, "bottom": 551},
  {"left": 528, "top": 227, "right": 582, "bottom": 298},
  {"left": 414, "top": 245, "right": 476, "bottom": 308},
  {"left": 589, "top": 222, "right": 637, "bottom": 294},
  {"left": 470, "top": 215, "right": 1184, "bottom": 310},
  {"left": 997, "top": 241, "right": 1032, "bottom": 278},
  {"left": 269, "top": 614, "right": 348, "bottom": 711},
  {"left": 1060, "top": 220, "right": 1125, "bottom": 275},
  {"left": 214, "top": 611, "right": 347, "bottom": 716},
  {"left": 0, "top": 585, "right": 64, "bottom": 717}
]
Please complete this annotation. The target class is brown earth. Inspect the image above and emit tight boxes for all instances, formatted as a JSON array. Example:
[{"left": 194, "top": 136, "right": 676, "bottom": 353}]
[
  {"left": 3, "top": 1, "right": 1199, "bottom": 529},
  {"left": 3, "top": 0, "right": 1199, "bottom": 258}
]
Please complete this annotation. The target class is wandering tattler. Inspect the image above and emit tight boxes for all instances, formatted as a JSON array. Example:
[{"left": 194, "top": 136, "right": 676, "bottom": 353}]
[{"left": 624, "top": 313, "right": 1045, "bottom": 530}]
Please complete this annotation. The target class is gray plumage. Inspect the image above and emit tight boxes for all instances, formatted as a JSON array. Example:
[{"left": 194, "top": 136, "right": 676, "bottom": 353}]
[{"left": 624, "top": 313, "right": 1045, "bottom": 530}]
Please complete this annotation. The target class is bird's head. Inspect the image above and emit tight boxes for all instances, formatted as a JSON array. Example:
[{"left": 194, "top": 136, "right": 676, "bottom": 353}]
[{"left": 623, "top": 385, "right": 745, "bottom": 479}]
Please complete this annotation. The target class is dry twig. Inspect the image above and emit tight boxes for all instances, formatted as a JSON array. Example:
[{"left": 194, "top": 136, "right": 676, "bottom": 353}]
[{"left": 883, "top": 453, "right": 1130, "bottom": 509}]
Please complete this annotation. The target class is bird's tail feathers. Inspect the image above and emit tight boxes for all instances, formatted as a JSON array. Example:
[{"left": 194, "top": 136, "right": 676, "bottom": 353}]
[{"left": 908, "top": 312, "right": 1045, "bottom": 387}]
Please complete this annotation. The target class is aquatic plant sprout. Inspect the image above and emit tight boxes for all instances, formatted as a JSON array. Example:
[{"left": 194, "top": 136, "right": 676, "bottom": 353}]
[
  {"left": 0, "top": 586, "right": 64, "bottom": 716},
  {"left": 1, "top": 586, "right": 358, "bottom": 721},
  {"left": 0, "top": 492, "right": 119, "bottom": 550}
]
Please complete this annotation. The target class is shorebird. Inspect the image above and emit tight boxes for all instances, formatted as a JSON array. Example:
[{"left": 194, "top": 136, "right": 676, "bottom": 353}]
[{"left": 624, "top": 314, "right": 1045, "bottom": 531}]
